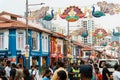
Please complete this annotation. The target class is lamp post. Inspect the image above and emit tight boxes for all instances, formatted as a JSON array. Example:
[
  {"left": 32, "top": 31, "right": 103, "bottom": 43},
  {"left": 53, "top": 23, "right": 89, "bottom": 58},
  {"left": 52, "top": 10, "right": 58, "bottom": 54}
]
[
  {"left": 25, "top": 0, "right": 45, "bottom": 45},
  {"left": 25, "top": 0, "right": 45, "bottom": 68}
]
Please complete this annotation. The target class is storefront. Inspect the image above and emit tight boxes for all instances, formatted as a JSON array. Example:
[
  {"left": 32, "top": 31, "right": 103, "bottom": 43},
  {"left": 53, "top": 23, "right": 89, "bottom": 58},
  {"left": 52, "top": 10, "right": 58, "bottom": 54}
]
[
  {"left": 50, "top": 37, "right": 64, "bottom": 64},
  {"left": 30, "top": 52, "right": 40, "bottom": 67},
  {"left": 50, "top": 37, "right": 57, "bottom": 64},
  {"left": 0, "top": 51, "right": 8, "bottom": 62}
]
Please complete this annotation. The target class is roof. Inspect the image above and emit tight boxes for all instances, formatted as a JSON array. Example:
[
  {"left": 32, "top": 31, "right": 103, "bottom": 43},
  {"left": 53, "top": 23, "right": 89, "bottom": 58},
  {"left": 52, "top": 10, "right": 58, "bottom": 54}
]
[
  {"left": 51, "top": 32, "right": 66, "bottom": 39},
  {"left": 0, "top": 11, "right": 23, "bottom": 18},
  {"left": 72, "top": 41, "right": 83, "bottom": 47},
  {"left": 82, "top": 46, "right": 93, "bottom": 51},
  {"left": 0, "top": 16, "right": 14, "bottom": 22},
  {"left": 0, "top": 20, "right": 53, "bottom": 34},
  {"left": 0, "top": 11, "right": 68, "bottom": 36}
]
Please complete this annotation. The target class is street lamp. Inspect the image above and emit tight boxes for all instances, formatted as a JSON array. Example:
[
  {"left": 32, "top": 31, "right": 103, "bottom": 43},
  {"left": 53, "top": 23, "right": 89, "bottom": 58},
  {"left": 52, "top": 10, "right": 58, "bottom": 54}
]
[{"left": 25, "top": 0, "right": 45, "bottom": 69}]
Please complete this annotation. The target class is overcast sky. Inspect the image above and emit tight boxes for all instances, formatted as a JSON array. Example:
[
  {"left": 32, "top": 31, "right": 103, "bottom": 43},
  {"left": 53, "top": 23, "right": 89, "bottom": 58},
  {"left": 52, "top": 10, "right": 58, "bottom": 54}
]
[{"left": 0, "top": 0, "right": 120, "bottom": 30}]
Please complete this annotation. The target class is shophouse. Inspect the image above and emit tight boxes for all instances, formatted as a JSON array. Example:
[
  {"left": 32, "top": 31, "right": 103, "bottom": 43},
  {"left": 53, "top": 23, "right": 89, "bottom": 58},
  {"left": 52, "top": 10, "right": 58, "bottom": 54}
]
[{"left": 0, "top": 11, "right": 52, "bottom": 68}]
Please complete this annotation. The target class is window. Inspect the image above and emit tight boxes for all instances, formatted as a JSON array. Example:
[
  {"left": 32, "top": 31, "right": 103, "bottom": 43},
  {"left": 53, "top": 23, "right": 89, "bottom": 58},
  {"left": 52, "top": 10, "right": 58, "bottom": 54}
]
[
  {"left": 32, "top": 31, "right": 39, "bottom": 50},
  {"left": 11, "top": 16, "right": 17, "bottom": 20},
  {"left": 45, "top": 36, "right": 48, "bottom": 50},
  {"left": 17, "top": 31, "right": 25, "bottom": 49},
  {"left": 85, "top": 51, "right": 91, "bottom": 57},
  {"left": 0, "top": 33, "right": 4, "bottom": 49},
  {"left": 42, "top": 34, "right": 48, "bottom": 52}
]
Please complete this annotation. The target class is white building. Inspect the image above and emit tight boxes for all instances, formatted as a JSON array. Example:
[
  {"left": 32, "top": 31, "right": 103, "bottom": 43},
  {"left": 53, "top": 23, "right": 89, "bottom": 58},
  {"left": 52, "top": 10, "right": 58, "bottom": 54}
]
[{"left": 78, "top": 18, "right": 95, "bottom": 45}]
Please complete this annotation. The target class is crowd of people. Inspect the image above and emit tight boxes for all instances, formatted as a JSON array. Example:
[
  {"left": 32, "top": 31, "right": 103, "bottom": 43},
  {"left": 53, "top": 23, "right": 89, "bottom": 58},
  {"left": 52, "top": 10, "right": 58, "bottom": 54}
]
[{"left": 0, "top": 59, "right": 120, "bottom": 80}]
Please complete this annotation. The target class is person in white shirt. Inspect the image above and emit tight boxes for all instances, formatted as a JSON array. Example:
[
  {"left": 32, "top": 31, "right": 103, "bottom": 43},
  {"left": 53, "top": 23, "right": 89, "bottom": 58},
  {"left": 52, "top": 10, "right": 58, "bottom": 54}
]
[
  {"left": 32, "top": 65, "right": 40, "bottom": 80},
  {"left": 5, "top": 61, "right": 11, "bottom": 79},
  {"left": 113, "top": 64, "right": 120, "bottom": 80}
]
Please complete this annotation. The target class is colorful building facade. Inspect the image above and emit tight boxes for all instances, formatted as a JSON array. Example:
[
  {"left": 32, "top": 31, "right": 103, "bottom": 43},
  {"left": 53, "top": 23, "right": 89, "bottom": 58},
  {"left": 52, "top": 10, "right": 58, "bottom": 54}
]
[{"left": 0, "top": 11, "right": 52, "bottom": 68}]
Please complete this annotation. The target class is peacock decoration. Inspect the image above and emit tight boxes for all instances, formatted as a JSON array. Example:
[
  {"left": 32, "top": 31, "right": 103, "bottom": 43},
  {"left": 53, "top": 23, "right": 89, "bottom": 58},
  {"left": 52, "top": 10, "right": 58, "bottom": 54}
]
[
  {"left": 101, "top": 42, "right": 107, "bottom": 46},
  {"left": 81, "top": 30, "right": 88, "bottom": 38},
  {"left": 92, "top": 5, "right": 105, "bottom": 17},
  {"left": 113, "top": 29, "right": 120, "bottom": 36},
  {"left": 43, "top": 9, "right": 54, "bottom": 21}
]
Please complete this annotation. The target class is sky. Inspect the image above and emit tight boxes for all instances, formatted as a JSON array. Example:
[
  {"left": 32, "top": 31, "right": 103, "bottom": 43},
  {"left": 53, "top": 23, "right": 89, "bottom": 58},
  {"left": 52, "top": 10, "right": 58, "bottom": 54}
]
[{"left": 0, "top": 0, "right": 120, "bottom": 30}]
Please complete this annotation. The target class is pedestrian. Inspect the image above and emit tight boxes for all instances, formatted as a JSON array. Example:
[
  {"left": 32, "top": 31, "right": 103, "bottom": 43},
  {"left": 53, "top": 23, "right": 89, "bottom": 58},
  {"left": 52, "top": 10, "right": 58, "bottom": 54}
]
[
  {"left": 52, "top": 61, "right": 68, "bottom": 80},
  {"left": 92, "top": 63, "right": 98, "bottom": 80},
  {"left": 112, "top": 64, "right": 120, "bottom": 80},
  {"left": 10, "top": 63, "right": 16, "bottom": 80},
  {"left": 80, "top": 64, "right": 93, "bottom": 80},
  {"left": 69, "top": 63, "right": 80, "bottom": 80},
  {"left": 5, "top": 61, "right": 11, "bottom": 80},
  {"left": 57, "top": 70, "right": 67, "bottom": 80},
  {"left": 42, "top": 69, "right": 52, "bottom": 80},
  {"left": 29, "top": 65, "right": 34, "bottom": 76},
  {"left": 0, "top": 62, "right": 4, "bottom": 77},
  {"left": 14, "top": 63, "right": 24, "bottom": 80},
  {"left": 52, "top": 62, "right": 57, "bottom": 72},
  {"left": 94, "top": 68, "right": 102, "bottom": 80},
  {"left": 68, "top": 63, "right": 74, "bottom": 80},
  {"left": 102, "top": 62, "right": 111, "bottom": 80},
  {"left": 48, "top": 64, "right": 53, "bottom": 79},
  {"left": 0, "top": 70, "right": 8, "bottom": 80},
  {"left": 32, "top": 65, "right": 40, "bottom": 80},
  {"left": 23, "top": 69, "right": 34, "bottom": 80}
]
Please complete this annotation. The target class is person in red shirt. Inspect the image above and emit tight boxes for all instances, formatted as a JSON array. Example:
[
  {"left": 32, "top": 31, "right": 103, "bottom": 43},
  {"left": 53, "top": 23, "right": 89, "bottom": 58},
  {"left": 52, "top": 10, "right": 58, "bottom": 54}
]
[{"left": 95, "top": 68, "right": 102, "bottom": 80}]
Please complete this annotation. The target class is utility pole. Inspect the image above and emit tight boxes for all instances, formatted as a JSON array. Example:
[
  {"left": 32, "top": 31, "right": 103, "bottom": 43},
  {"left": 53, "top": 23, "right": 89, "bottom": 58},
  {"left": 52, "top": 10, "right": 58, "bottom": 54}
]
[
  {"left": 25, "top": 0, "right": 29, "bottom": 69},
  {"left": 25, "top": 0, "right": 45, "bottom": 69}
]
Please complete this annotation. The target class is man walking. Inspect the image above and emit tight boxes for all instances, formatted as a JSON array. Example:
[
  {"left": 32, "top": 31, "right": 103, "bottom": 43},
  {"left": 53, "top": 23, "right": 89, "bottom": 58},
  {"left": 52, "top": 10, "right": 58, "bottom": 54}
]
[{"left": 52, "top": 61, "right": 68, "bottom": 80}]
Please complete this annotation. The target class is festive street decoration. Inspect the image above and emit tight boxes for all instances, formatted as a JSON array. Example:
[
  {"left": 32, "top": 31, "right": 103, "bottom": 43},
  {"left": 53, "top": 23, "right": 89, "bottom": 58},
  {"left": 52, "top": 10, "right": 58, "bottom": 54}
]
[
  {"left": 113, "top": 29, "right": 120, "bottom": 36},
  {"left": 70, "top": 27, "right": 86, "bottom": 36},
  {"left": 110, "top": 41, "right": 120, "bottom": 47},
  {"left": 92, "top": 5, "right": 105, "bottom": 17},
  {"left": 59, "top": 6, "right": 86, "bottom": 22},
  {"left": 97, "top": 1, "right": 120, "bottom": 15},
  {"left": 43, "top": 9, "right": 54, "bottom": 21},
  {"left": 28, "top": 6, "right": 54, "bottom": 21},
  {"left": 81, "top": 30, "right": 88, "bottom": 38},
  {"left": 100, "top": 42, "right": 107, "bottom": 46},
  {"left": 93, "top": 28, "right": 107, "bottom": 39},
  {"left": 28, "top": 6, "right": 49, "bottom": 21}
]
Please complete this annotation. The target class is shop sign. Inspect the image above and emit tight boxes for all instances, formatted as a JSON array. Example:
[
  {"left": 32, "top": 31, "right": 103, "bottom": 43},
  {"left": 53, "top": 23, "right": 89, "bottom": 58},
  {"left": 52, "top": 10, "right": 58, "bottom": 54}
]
[
  {"left": 51, "top": 53, "right": 57, "bottom": 57},
  {"left": 0, "top": 52, "right": 6, "bottom": 55},
  {"left": 31, "top": 52, "right": 39, "bottom": 56},
  {"left": 17, "top": 52, "right": 21, "bottom": 55}
]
